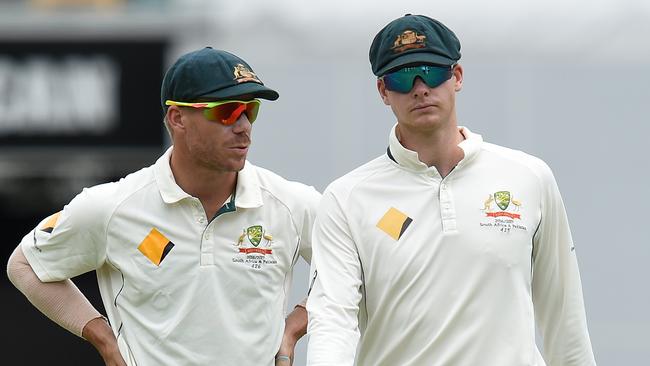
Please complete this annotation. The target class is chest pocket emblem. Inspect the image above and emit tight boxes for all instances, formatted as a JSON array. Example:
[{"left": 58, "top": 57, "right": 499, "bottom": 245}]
[
  {"left": 247, "top": 225, "right": 263, "bottom": 247},
  {"left": 236, "top": 225, "right": 273, "bottom": 254},
  {"left": 482, "top": 191, "right": 523, "bottom": 219},
  {"left": 494, "top": 191, "right": 511, "bottom": 210},
  {"left": 233, "top": 226, "right": 276, "bottom": 268}
]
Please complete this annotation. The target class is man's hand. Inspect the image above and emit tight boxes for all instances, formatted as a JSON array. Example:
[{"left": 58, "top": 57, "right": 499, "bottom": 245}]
[
  {"left": 275, "top": 304, "right": 308, "bottom": 366},
  {"left": 82, "top": 317, "right": 127, "bottom": 366}
]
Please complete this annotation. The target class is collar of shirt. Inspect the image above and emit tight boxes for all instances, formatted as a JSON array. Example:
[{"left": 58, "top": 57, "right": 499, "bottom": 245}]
[
  {"left": 154, "top": 146, "right": 263, "bottom": 208},
  {"left": 387, "top": 124, "right": 483, "bottom": 174}
]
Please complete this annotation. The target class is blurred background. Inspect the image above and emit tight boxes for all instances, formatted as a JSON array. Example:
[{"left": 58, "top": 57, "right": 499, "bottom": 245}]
[{"left": 1, "top": 0, "right": 648, "bottom": 364}]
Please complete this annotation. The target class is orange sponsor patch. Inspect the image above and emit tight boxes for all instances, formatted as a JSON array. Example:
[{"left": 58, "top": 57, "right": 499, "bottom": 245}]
[
  {"left": 40, "top": 211, "right": 61, "bottom": 233},
  {"left": 376, "top": 207, "right": 412, "bottom": 240},
  {"left": 138, "top": 228, "right": 174, "bottom": 266}
]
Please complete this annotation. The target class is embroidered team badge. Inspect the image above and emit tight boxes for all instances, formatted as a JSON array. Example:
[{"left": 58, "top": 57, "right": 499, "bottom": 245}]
[
  {"left": 233, "top": 225, "right": 276, "bottom": 269},
  {"left": 482, "top": 191, "right": 522, "bottom": 219},
  {"left": 233, "top": 64, "right": 262, "bottom": 84},
  {"left": 480, "top": 191, "right": 526, "bottom": 233},
  {"left": 391, "top": 30, "right": 427, "bottom": 53},
  {"left": 246, "top": 225, "right": 263, "bottom": 247}
]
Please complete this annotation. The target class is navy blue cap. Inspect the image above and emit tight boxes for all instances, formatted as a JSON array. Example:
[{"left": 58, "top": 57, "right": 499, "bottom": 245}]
[
  {"left": 370, "top": 14, "right": 461, "bottom": 76},
  {"left": 161, "top": 47, "right": 279, "bottom": 112}
]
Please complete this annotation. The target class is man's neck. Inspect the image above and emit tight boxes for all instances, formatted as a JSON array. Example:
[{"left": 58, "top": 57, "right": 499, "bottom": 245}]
[
  {"left": 396, "top": 123, "right": 465, "bottom": 178},
  {"left": 170, "top": 150, "right": 237, "bottom": 218}
]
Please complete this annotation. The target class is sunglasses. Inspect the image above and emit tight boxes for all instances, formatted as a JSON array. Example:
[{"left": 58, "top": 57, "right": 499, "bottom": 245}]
[
  {"left": 381, "top": 65, "right": 454, "bottom": 93},
  {"left": 165, "top": 99, "right": 261, "bottom": 125}
]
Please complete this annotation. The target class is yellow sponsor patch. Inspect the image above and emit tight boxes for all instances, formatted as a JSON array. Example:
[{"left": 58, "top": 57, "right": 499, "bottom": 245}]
[
  {"left": 376, "top": 207, "right": 412, "bottom": 240},
  {"left": 138, "top": 228, "right": 174, "bottom": 266},
  {"left": 40, "top": 211, "right": 61, "bottom": 233}
]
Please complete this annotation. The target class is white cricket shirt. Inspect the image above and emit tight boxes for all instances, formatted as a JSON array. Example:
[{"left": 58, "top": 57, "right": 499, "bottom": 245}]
[
  {"left": 307, "top": 125, "right": 595, "bottom": 366},
  {"left": 21, "top": 147, "right": 320, "bottom": 366}
]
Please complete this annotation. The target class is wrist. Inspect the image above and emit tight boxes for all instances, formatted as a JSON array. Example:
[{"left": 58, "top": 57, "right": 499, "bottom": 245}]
[
  {"left": 82, "top": 317, "right": 116, "bottom": 352},
  {"left": 283, "top": 306, "right": 307, "bottom": 342}
]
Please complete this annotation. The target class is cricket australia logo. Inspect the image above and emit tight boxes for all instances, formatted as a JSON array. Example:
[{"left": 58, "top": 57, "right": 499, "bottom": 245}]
[
  {"left": 480, "top": 191, "right": 527, "bottom": 233},
  {"left": 232, "top": 225, "right": 277, "bottom": 269},
  {"left": 391, "top": 30, "right": 427, "bottom": 53},
  {"left": 246, "top": 225, "right": 263, "bottom": 247},
  {"left": 233, "top": 64, "right": 262, "bottom": 84},
  {"left": 482, "top": 191, "right": 522, "bottom": 219},
  {"left": 236, "top": 225, "right": 273, "bottom": 254}
]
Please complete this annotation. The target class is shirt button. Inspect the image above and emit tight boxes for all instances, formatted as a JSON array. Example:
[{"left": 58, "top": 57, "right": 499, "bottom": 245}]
[
  {"left": 197, "top": 217, "right": 205, "bottom": 223},
  {"left": 441, "top": 184, "right": 447, "bottom": 190}
]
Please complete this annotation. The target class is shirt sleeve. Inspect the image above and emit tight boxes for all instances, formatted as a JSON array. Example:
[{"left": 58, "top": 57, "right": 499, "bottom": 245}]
[
  {"left": 531, "top": 164, "right": 596, "bottom": 365},
  {"left": 306, "top": 189, "right": 363, "bottom": 366},
  {"left": 297, "top": 185, "right": 322, "bottom": 265},
  {"left": 20, "top": 185, "right": 112, "bottom": 282}
]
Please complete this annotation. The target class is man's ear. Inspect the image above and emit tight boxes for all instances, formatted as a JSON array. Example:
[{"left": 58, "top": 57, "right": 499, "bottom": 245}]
[
  {"left": 166, "top": 106, "right": 186, "bottom": 132},
  {"left": 453, "top": 64, "right": 464, "bottom": 92},
  {"left": 377, "top": 78, "right": 390, "bottom": 105}
]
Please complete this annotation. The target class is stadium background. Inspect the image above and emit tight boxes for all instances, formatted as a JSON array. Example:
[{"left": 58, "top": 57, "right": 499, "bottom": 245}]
[{"left": 1, "top": 0, "right": 648, "bottom": 364}]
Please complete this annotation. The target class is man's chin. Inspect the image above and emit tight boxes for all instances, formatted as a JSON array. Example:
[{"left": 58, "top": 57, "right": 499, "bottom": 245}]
[
  {"left": 231, "top": 158, "right": 247, "bottom": 172},
  {"left": 206, "top": 158, "right": 246, "bottom": 173}
]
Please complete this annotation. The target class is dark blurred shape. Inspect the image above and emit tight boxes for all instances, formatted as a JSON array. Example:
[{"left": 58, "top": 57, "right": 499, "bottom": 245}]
[
  {"left": 0, "top": 39, "right": 168, "bottom": 213},
  {"left": 1, "top": 34, "right": 170, "bottom": 365},
  {"left": 29, "top": 0, "right": 127, "bottom": 10}
]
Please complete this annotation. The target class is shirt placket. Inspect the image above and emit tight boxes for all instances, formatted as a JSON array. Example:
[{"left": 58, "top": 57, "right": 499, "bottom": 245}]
[
  {"left": 190, "top": 198, "right": 213, "bottom": 266},
  {"left": 439, "top": 181, "right": 457, "bottom": 233}
]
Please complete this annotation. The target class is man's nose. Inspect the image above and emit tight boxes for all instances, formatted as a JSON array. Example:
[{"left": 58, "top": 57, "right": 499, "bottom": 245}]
[
  {"left": 232, "top": 112, "right": 252, "bottom": 132},
  {"left": 411, "top": 76, "right": 430, "bottom": 97}
]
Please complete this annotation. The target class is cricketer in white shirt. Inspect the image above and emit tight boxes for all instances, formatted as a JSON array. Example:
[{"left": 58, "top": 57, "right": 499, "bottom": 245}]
[
  {"left": 306, "top": 125, "right": 596, "bottom": 365},
  {"left": 20, "top": 148, "right": 320, "bottom": 365}
]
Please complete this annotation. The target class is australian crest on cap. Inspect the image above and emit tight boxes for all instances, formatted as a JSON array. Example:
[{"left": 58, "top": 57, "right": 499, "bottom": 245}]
[
  {"left": 233, "top": 64, "right": 262, "bottom": 84},
  {"left": 391, "top": 30, "right": 426, "bottom": 53}
]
